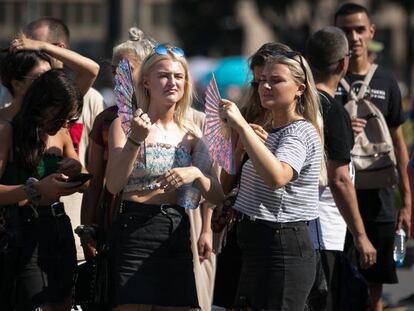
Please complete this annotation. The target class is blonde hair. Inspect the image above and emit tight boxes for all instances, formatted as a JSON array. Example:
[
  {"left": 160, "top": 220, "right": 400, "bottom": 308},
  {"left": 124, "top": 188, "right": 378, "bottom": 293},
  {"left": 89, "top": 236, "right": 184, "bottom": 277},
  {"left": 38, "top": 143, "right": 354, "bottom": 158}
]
[
  {"left": 266, "top": 53, "right": 327, "bottom": 185},
  {"left": 112, "top": 27, "right": 156, "bottom": 65},
  {"left": 136, "top": 44, "right": 194, "bottom": 128}
]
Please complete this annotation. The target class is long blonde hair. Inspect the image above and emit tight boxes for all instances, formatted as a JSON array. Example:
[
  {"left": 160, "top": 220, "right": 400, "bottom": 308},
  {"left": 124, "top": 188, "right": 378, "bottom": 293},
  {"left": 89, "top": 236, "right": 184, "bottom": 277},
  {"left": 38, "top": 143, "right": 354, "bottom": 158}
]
[
  {"left": 266, "top": 53, "right": 327, "bottom": 184},
  {"left": 136, "top": 45, "right": 194, "bottom": 128}
]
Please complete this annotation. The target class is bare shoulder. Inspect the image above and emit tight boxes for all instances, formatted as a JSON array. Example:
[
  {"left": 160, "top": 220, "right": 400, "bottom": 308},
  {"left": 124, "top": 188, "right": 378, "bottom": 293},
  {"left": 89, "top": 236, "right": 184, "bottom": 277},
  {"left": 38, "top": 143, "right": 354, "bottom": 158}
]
[{"left": 0, "top": 119, "right": 12, "bottom": 134}]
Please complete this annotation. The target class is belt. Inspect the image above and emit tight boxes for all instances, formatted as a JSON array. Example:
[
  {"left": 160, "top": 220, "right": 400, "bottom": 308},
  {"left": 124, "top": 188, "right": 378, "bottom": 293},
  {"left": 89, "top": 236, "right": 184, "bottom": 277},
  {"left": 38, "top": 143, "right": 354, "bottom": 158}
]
[
  {"left": 20, "top": 202, "right": 66, "bottom": 219},
  {"left": 239, "top": 213, "right": 308, "bottom": 230},
  {"left": 119, "top": 201, "right": 183, "bottom": 215}
]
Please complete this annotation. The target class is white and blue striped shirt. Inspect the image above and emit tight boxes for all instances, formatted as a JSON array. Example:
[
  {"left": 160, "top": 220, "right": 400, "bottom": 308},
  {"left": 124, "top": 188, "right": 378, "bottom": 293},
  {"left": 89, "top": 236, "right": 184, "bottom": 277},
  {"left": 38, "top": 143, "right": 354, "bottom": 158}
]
[{"left": 234, "top": 120, "right": 321, "bottom": 222}]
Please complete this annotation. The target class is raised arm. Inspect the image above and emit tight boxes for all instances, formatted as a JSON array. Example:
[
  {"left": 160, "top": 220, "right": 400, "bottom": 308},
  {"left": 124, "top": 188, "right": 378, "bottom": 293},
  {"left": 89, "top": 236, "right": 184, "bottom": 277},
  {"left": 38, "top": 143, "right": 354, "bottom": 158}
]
[
  {"left": 10, "top": 37, "right": 99, "bottom": 96},
  {"left": 219, "top": 99, "right": 293, "bottom": 190},
  {"left": 105, "top": 117, "right": 140, "bottom": 194}
]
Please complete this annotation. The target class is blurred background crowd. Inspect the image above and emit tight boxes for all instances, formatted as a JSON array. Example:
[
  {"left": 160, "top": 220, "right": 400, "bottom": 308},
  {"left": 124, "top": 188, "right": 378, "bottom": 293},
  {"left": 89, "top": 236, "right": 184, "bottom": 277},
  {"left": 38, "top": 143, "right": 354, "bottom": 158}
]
[{"left": 1, "top": 0, "right": 413, "bottom": 126}]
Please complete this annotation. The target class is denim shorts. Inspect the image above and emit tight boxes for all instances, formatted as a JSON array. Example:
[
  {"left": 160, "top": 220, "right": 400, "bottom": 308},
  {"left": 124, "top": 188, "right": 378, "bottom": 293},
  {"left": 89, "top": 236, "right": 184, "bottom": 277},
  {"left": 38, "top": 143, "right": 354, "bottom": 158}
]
[
  {"left": 0, "top": 204, "right": 76, "bottom": 311},
  {"left": 235, "top": 216, "right": 316, "bottom": 311},
  {"left": 109, "top": 201, "right": 199, "bottom": 308}
]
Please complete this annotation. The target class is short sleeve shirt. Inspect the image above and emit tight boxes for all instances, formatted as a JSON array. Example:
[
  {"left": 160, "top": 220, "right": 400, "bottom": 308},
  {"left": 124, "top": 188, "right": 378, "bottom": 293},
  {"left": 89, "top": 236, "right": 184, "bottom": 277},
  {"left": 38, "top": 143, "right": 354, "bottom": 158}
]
[
  {"left": 319, "top": 90, "right": 354, "bottom": 163},
  {"left": 234, "top": 120, "right": 321, "bottom": 222}
]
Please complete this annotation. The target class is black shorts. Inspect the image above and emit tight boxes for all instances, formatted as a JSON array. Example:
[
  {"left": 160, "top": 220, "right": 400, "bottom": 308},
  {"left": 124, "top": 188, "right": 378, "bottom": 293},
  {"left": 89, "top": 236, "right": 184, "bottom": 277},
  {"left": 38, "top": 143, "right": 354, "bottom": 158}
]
[
  {"left": 235, "top": 217, "right": 316, "bottom": 311},
  {"left": 0, "top": 204, "right": 77, "bottom": 310},
  {"left": 109, "top": 201, "right": 199, "bottom": 308},
  {"left": 344, "top": 221, "right": 398, "bottom": 284}
]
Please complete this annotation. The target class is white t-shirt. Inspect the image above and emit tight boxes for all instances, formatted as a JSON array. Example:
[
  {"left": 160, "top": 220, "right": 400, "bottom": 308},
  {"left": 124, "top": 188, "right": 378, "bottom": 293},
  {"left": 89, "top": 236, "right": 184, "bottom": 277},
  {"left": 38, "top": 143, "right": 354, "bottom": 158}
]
[
  {"left": 309, "top": 163, "right": 355, "bottom": 251},
  {"left": 309, "top": 186, "right": 347, "bottom": 251}
]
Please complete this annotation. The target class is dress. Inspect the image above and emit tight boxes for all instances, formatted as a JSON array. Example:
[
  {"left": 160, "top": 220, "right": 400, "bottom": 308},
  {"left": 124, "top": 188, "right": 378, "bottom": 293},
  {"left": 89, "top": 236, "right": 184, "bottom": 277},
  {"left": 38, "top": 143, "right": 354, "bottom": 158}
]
[
  {"left": 0, "top": 154, "right": 77, "bottom": 311},
  {"left": 336, "top": 65, "right": 406, "bottom": 284}
]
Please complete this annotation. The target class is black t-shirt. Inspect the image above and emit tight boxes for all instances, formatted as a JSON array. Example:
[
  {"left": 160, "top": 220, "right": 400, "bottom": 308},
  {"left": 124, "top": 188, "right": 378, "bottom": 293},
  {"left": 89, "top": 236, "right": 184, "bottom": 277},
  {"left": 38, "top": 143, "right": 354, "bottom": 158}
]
[
  {"left": 335, "top": 65, "right": 406, "bottom": 222},
  {"left": 319, "top": 90, "right": 354, "bottom": 163}
]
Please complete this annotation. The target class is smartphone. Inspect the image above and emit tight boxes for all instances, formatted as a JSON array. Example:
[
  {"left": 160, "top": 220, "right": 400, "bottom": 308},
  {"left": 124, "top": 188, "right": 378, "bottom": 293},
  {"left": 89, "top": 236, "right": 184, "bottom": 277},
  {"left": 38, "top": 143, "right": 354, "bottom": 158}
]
[{"left": 67, "top": 173, "right": 93, "bottom": 184}]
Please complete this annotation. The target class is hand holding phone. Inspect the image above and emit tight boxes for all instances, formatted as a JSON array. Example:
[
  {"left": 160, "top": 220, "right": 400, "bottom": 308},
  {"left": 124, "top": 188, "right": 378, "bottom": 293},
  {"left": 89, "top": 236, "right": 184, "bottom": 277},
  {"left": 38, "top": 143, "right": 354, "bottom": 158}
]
[{"left": 66, "top": 173, "right": 93, "bottom": 184}]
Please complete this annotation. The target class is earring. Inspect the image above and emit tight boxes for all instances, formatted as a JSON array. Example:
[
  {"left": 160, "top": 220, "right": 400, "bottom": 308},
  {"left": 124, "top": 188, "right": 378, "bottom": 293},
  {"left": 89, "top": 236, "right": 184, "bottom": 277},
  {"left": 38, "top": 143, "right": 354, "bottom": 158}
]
[{"left": 296, "top": 95, "right": 305, "bottom": 114}]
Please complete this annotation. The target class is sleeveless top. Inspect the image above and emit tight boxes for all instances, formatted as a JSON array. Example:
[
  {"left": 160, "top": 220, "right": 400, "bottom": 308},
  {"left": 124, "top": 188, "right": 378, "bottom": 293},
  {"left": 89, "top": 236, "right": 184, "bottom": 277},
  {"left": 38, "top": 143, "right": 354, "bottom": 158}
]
[
  {"left": 1, "top": 154, "right": 63, "bottom": 185},
  {"left": 124, "top": 132, "right": 213, "bottom": 209},
  {"left": 124, "top": 142, "right": 193, "bottom": 193},
  {"left": 0, "top": 154, "right": 63, "bottom": 231}
]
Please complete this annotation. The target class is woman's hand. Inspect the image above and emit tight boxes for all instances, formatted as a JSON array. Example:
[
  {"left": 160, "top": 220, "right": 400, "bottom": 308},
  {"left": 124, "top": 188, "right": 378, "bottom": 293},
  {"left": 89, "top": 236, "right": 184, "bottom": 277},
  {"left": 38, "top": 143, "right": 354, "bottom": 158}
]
[
  {"left": 157, "top": 167, "right": 201, "bottom": 192},
  {"left": 35, "top": 173, "right": 83, "bottom": 199},
  {"left": 198, "top": 230, "right": 213, "bottom": 262},
  {"left": 81, "top": 233, "right": 98, "bottom": 261},
  {"left": 9, "top": 37, "right": 46, "bottom": 53},
  {"left": 219, "top": 99, "right": 248, "bottom": 131},
  {"left": 58, "top": 158, "right": 82, "bottom": 177},
  {"left": 130, "top": 108, "right": 152, "bottom": 142}
]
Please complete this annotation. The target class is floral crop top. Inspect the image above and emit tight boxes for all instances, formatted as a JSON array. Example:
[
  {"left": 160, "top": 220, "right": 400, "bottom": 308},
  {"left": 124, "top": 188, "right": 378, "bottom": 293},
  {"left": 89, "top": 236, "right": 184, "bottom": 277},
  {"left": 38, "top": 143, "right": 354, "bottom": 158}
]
[
  {"left": 124, "top": 134, "right": 213, "bottom": 209},
  {"left": 124, "top": 142, "right": 193, "bottom": 193}
]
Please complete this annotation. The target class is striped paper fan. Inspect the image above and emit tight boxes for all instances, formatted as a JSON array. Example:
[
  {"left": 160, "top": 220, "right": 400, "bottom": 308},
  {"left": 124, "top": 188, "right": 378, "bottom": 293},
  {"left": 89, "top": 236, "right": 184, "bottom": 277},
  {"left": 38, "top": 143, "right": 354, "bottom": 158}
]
[
  {"left": 115, "top": 58, "right": 136, "bottom": 136},
  {"left": 204, "top": 74, "right": 235, "bottom": 174}
]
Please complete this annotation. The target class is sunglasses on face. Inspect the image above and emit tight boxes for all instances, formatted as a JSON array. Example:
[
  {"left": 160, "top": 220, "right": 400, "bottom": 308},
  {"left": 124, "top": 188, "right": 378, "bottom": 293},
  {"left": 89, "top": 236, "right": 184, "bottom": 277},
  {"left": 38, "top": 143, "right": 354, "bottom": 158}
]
[
  {"left": 48, "top": 115, "right": 80, "bottom": 128},
  {"left": 154, "top": 44, "right": 185, "bottom": 58}
]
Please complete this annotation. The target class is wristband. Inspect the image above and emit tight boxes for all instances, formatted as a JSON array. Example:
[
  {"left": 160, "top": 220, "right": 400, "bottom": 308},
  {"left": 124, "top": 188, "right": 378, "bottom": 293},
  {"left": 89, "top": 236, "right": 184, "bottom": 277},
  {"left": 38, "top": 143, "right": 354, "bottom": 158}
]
[
  {"left": 128, "top": 136, "right": 143, "bottom": 147},
  {"left": 24, "top": 177, "right": 41, "bottom": 205}
]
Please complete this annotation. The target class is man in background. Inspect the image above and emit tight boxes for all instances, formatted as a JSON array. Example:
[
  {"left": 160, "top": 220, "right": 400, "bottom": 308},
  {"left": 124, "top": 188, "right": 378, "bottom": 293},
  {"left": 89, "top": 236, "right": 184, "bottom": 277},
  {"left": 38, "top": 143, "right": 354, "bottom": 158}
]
[
  {"left": 306, "top": 25, "right": 376, "bottom": 311},
  {"left": 335, "top": 3, "right": 411, "bottom": 310}
]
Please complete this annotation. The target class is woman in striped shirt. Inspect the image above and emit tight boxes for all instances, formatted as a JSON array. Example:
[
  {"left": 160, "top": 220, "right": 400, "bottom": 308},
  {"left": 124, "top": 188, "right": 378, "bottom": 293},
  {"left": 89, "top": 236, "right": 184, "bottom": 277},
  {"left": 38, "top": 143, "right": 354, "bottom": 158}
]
[{"left": 219, "top": 50, "right": 323, "bottom": 311}]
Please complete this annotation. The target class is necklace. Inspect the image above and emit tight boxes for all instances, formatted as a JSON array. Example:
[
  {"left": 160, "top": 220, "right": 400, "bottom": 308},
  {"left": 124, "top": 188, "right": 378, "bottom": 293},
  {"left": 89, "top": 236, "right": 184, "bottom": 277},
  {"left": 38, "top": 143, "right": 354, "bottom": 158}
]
[{"left": 154, "top": 122, "right": 172, "bottom": 145}]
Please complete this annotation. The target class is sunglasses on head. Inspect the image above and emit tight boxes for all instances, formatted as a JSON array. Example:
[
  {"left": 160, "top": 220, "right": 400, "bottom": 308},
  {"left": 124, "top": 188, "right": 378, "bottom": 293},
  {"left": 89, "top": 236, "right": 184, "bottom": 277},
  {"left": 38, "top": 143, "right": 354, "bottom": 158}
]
[
  {"left": 154, "top": 44, "right": 185, "bottom": 58},
  {"left": 271, "top": 50, "right": 308, "bottom": 83}
]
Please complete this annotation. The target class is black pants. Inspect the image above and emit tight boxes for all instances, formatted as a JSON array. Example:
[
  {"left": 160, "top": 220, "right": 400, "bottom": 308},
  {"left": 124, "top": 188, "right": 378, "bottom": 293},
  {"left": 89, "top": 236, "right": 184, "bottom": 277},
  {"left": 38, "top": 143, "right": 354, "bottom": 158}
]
[
  {"left": 235, "top": 217, "right": 316, "bottom": 311},
  {"left": 0, "top": 205, "right": 76, "bottom": 311}
]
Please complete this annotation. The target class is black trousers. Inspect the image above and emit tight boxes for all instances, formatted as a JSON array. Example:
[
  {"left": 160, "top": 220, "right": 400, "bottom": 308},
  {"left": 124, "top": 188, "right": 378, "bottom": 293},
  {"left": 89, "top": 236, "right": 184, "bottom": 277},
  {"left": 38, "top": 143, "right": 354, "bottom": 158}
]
[
  {"left": 0, "top": 205, "right": 76, "bottom": 311},
  {"left": 235, "top": 217, "right": 316, "bottom": 311}
]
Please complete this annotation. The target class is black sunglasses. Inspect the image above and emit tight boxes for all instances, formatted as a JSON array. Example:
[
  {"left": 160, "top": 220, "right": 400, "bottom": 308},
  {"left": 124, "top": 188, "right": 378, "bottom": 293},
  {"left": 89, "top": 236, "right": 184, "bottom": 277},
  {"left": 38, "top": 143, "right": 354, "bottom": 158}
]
[{"left": 271, "top": 50, "right": 308, "bottom": 83}]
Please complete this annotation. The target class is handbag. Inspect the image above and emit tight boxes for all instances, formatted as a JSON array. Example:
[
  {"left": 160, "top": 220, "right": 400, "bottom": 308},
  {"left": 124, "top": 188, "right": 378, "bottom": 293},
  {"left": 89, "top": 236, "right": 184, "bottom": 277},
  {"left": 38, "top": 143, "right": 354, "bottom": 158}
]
[
  {"left": 211, "top": 187, "right": 238, "bottom": 233},
  {"left": 73, "top": 188, "right": 124, "bottom": 310},
  {"left": 73, "top": 251, "right": 109, "bottom": 310}
]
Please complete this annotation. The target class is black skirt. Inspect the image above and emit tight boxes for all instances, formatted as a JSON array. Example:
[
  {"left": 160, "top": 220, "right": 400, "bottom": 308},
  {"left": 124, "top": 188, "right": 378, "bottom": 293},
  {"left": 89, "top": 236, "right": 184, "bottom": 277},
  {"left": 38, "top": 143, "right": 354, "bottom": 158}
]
[{"left": 109, "top": 201, "right": 199, "bottom": 308}]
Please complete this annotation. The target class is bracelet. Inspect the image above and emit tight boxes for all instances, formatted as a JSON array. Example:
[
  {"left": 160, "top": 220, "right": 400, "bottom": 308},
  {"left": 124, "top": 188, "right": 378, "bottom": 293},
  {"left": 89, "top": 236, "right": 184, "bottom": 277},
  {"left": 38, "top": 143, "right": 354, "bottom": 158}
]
[{"left": 127, "top": 136, "right": 143, "bottom": 147}]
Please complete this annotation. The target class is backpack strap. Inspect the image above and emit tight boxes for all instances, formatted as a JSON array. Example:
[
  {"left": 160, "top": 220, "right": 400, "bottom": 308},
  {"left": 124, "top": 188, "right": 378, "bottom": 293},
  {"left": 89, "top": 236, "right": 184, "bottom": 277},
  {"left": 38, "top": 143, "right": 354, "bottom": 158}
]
[
  {"left": 339, "top": 78, "right": 358, "bottom": 101},
  {"left": 356, "top": 64, "right": 378, "bottom": 99}
]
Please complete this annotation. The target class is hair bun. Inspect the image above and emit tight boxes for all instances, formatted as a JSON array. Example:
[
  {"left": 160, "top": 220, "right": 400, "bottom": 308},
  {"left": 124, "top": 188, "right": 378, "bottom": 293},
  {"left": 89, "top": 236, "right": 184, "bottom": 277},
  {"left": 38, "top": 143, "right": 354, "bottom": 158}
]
[{"left": 129, "top": 27, "right": 144, "bottom": 41}]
